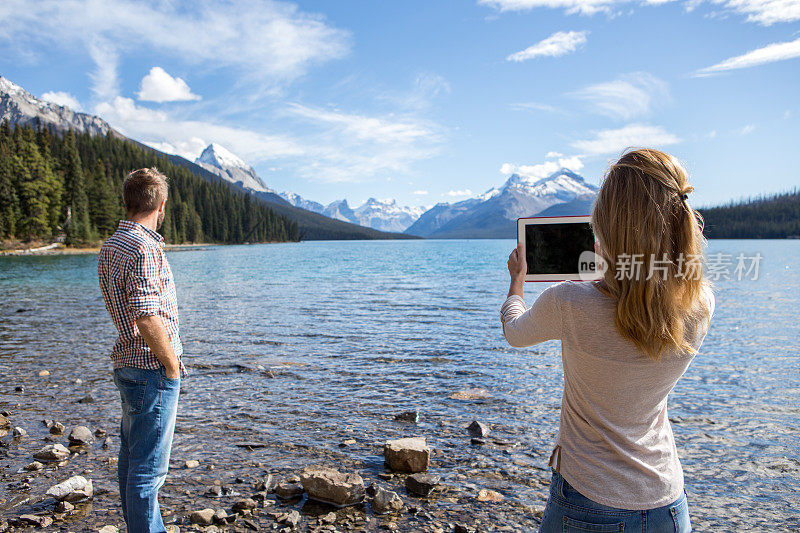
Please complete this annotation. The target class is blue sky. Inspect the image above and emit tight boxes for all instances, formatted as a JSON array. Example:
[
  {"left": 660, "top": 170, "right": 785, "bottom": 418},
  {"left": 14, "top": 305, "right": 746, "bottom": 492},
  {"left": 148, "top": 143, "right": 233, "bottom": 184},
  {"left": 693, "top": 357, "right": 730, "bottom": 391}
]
[{"left": 1, "top": 0, "right": 798, "bottom": 209}]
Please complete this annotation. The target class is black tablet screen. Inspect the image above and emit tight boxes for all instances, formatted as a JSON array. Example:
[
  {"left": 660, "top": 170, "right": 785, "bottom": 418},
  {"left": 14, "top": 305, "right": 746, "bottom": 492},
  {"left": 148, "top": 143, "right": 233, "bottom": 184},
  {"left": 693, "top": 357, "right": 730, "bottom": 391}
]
[{"left": 525, "top": 222, "right": 595, "bottom": 274}]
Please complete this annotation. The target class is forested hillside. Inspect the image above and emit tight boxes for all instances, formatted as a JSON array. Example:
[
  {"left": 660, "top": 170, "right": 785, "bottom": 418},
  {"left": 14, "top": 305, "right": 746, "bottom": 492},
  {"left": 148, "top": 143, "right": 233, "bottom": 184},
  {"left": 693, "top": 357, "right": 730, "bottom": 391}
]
[
  {"left": 0, "top": 121, "right": 298, "bottom": 245},
  {"left": 700, "top": 190, "right": 800, "bottom": 239}
]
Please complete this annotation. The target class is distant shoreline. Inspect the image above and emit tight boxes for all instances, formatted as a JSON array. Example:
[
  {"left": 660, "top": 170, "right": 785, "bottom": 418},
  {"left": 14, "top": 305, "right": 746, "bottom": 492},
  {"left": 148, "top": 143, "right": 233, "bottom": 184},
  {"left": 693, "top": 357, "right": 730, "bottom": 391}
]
[{"left": 0, "top": 242, "right": 228, "bottom": 256}]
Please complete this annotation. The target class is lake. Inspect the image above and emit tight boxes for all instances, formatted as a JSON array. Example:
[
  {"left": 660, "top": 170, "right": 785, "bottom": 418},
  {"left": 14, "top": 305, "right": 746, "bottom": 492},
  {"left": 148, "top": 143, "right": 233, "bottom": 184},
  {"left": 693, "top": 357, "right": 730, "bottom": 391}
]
[{"left": 1, "top": 239, "right": 798, "bottom": 531}]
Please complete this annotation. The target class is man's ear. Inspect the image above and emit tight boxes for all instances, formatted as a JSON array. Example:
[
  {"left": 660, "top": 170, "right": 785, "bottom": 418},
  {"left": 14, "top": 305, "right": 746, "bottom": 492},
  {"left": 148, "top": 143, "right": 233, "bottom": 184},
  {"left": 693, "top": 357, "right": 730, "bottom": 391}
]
[{"left": 159, "top": 199, "right": 166, "bottom": 213}]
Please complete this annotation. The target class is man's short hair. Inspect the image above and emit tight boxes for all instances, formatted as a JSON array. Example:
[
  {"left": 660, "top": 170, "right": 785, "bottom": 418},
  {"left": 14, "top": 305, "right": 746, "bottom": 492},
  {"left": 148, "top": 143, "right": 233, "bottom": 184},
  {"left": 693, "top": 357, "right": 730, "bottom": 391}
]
[{"left": 122, "top": 167, "right": 169, "bottom": 215}]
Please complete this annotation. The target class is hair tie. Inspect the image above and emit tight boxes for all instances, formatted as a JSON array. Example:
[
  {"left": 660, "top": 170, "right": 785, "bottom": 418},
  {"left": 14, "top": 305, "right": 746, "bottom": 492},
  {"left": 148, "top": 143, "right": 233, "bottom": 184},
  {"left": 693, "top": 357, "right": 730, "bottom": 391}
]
[{"left": 681, "top": 193, "right": 689, "bottom": 201}]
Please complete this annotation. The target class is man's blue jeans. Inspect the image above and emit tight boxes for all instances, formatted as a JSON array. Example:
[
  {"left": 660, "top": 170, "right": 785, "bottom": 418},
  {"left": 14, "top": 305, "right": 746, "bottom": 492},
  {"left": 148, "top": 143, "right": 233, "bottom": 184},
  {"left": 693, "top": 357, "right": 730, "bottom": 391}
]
[
  {"left": 540, "top": 470, "right": 692, "bottom": 532},
  {"left": 114, "top": 366, "right": 180, "bottom": 533}
]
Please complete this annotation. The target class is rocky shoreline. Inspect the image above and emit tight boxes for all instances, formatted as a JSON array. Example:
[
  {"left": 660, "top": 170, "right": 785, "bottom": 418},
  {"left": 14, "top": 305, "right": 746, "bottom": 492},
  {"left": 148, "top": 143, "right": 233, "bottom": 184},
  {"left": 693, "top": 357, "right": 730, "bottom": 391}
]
[{"left": 0, "top": 403, "right": 547, "bottom": 532}]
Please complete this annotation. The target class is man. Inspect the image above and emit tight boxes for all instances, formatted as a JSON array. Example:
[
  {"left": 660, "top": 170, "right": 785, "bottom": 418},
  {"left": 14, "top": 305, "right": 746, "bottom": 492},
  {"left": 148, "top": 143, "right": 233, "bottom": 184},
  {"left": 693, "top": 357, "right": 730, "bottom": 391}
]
[{"left": 98, "top": 167, "right": 185, "bottom": 533}]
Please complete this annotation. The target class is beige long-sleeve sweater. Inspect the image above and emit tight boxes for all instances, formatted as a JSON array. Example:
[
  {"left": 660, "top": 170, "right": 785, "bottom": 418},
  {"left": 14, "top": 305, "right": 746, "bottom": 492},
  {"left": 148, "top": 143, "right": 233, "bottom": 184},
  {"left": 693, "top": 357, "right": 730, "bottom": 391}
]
[{"left": 501, "top": 281, "right": 714, "bottom": 510}]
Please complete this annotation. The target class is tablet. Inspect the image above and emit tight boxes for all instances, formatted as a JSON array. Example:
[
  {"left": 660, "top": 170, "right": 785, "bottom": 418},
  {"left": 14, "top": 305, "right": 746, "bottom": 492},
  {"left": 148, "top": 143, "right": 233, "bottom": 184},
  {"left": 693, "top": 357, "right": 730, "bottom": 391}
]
[{"left": 516, "top": 215, "right": 603, "bottom": 282}]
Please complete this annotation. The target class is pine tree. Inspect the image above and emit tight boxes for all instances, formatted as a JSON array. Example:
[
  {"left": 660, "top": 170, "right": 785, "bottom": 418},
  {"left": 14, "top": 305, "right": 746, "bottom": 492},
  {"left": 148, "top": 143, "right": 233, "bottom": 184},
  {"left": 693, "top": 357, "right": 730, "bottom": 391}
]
[{"left": 62, "top": 131, "right": 92, "bottom": 244}]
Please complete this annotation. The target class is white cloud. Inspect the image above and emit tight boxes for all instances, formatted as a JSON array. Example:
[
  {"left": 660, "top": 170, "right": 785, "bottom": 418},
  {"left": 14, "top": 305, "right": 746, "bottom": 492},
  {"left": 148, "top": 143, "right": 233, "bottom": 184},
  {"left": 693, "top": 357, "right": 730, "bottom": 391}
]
[
  {"left": 138, "top": 67, "right": 201, "bottom": 102},
  {"left": 707, "top": 129, "right": 718, "bottom": 138},
  {"left": 509, "top": 102, "right": 563, "bottom": 113},
  {"left": 480, "top": 0, "right": 622, "bottom": 16},
  {"left": 694, "top": 37, "right": 800, "bottom": 76},
  {"left": 95, "top": 96, "right": 302, "bottom": 162},
  {"left": 41, "top": 91, "right": 83, "bottom": 111},
  {"left": 87, "top": 37, "right": 119, "bottom": 102},
  {"left": 480, "top": 0, "right": 797, "bottom": 24},
  {"left": 571, "top": 72, "right": 669, "bottom": 120},
  {"left": 571, "top": 123, "right": 680, "bottom": 154},
  {"left": 412, "top": 190, "right": 429, "bottom": 195},
  {"left": 545, "top": 151, "right": 564, "bottom": 158},
  {"left": 712, "top": 0, "right": 800, "bottom": 25},
  {"left": 784, "top": 109, "right": 792, "bottom": 119},
  {"left": 507, "top": 31, "right": 588, "bottom": 62},
  {"left": 501, "top": 155, "right": 584, "bottom": 180},
  {"left": 446, "top": 189, "right": 474, "bottom": 197},
  {"left": 0, "top": 0, "right": 350, "bottom": 89},
  {"left": 736, "top": 124, "right": 756, "bottom": 135}
]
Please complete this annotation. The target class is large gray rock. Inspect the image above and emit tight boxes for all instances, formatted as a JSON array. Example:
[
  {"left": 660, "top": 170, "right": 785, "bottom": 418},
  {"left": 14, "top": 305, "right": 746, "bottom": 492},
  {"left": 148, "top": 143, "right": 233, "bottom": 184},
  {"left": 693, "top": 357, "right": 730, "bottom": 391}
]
[
  {"left": 46, "top": 475, "right": 93, "bottom": 502},
  {"left": 33, "top": 443, "right": 70, "bottom": 462},
  {"left": 384, "top": 437, "right": 431, "bottom": 473},
  {"left": 405, "top": 473, "right": 440, "bottom": 496},
  {"left": 371, "top": 487, "right": 404, "bottom": 514},
  {"left": 299, "top": 465, "right": 365, "bottom": 507},
  {"left": 68, "top": 425, "right": 94, "bottom": 445}
]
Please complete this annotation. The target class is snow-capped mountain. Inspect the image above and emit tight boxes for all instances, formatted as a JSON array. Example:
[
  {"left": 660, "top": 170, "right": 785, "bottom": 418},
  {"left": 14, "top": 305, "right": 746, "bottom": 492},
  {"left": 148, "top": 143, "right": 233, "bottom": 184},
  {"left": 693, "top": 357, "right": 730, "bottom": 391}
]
[
  {"left": 194, "top": 143, "right": 273, "bottom": 193},
  {"left": 279, "top": 191, "right": 325, "bottom": 213},
  {"left": 281, "top": 194, "right": 425, "bottom": 232},
  {"left": 0, "top": 76, "right": 117, "bottom": 137},
  {"left": 405, "top": 168, "right": 598, "bottom": 238}
]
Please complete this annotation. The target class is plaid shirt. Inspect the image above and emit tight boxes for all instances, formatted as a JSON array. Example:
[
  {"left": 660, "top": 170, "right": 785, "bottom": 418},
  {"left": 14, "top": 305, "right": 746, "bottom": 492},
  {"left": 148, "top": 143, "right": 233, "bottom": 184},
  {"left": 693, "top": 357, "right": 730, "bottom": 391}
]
[{"left": 98, "top": 220, "right": 185, "bottom": 375}]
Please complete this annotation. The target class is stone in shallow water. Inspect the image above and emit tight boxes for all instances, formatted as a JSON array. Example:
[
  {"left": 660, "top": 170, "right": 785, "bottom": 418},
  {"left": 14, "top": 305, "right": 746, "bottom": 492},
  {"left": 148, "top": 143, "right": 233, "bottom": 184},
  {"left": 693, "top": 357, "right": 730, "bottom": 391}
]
[
  {"left": 16, "top": 515, "right": 53, "bottom": 528},
  {"left": 449, "top": 388, "right": 492, "bottom": 401},
  {"left": 274, "top": 482, "right": 304, "bottom": 500},
  {"left": 34, "top": 443, "right": 70, "bottom": 462},
  {"left": 46, "top": 475, "right": 93, "bottom": 502},
  {"left": 371, "top": 487, "right": 404, "bottom": 515},
  {"left": 384, "top": 437, "right": 431, "bottom": 473},
  {"left": 23, "top": 461, "right": 44, "bottom": 472},
  {"left": 467, "top": 421, "right": 490, "bottom": 438},
  {"left": 68, "top": 425, "right": 94, "bottom": 445},
  {"left": 232, "top": 498, "right": 258, "bottom": 512},
  {"left": 476, "top": 488, "right": 504, "bottom": 502},
  {"left": 12, "top": 427, "right": 27, "bottom": 438},
  {"left": 405, "top": 473, "right": 440, "bottom": 497},
  {"left": 394, "top": 410, "right": 420, "bottom": 423},
  {"left": 184, "top": 459, "right": 200, "bottom": 468},
  {"left": 299, "top": 465, "right": 365, "bottom": 507},
  {"left": 189, "top": 508, "right": 215, "bottom": 525},
  {"left": 0, "top": 414, "right": 10, "bottom": 429},
  {"left": 49, "top": 421, "right": 65, "bottom": 435}
]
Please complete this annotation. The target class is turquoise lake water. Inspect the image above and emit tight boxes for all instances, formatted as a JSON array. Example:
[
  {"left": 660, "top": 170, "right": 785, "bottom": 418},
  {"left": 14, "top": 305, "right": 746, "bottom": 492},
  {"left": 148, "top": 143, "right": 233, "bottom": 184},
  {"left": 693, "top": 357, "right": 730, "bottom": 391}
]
[{"left": 1, "top": 239, "right": 798, "bottom": 531}]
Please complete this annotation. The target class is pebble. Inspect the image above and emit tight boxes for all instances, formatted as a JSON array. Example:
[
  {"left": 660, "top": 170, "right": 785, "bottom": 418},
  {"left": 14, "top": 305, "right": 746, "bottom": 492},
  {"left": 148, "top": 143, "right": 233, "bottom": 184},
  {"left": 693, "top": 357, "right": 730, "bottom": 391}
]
[
  {"left": 69, "top": 425, "right": 94, "bottom": 445},
  {"left": 95, "top": 427, "right": 107, "bottom": 438},
  {"left": 49, "top": 421, "right": 66, "bottom": 435},
  {"left": 232, "top": 498, "right": 258, "bottom": 512},
  {"left": 12, "top": 426, "right": 27, "bottom": 438},
  {"left": 55, "top": 501, "right": 74, "bottom": 513},
  {"left": 449, "top": 388, "right": 492, "bottom": 401},
  {"left": 274, "top": 482, "right": 304, "bottom": 500},
  {"left": 189, "top": 508, "right": 215, "bottom": 525},
  {"left": 46, "top": 475, "right": 94, "bottom": 502},
  {"left": 405, "top": 473, "right": 440, "bottom": 497},
  {"left": 23, "top": 461, "right": 44, "bottom": 472},
  {"left": 98, "top": 526, "right": 119, "bottom": 533},
  {"left": 38, "top": 370, "right": 50, "bottom": 377},
  {"left": 0, "top": 415, "right": 10, "bottom": 429},
  {"left": 184, "top": 459, "right": 200, "bottom": 468},
  {"left": 16, "top": 515, "right": 53, "bottom": 528},
  {"left": 33, "top": 443, "right": 70, "bottom": 462},
  {"left": 78, "top": 394, "right": 95, "bottom": 403},
  {"left": 371, "top": 487, "right": 404, "bottom": 514}
]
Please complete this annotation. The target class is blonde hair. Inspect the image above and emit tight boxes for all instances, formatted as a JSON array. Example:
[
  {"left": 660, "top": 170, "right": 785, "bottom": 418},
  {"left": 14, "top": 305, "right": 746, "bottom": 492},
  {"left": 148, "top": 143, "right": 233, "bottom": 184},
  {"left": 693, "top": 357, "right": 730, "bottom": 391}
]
[
  {"left": 591, "top": 148, "right": 709, "bottom": 360},
  {"left": 123, "top": 167, "right": 169, "bottom": 215}
]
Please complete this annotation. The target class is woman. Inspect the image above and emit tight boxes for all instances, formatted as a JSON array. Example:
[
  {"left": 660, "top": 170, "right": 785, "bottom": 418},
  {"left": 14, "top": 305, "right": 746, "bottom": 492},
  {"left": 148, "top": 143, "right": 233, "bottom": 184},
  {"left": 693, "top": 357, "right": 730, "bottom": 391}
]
[{"left": 501, "top": 148, "right": 714, "bottom": 532}]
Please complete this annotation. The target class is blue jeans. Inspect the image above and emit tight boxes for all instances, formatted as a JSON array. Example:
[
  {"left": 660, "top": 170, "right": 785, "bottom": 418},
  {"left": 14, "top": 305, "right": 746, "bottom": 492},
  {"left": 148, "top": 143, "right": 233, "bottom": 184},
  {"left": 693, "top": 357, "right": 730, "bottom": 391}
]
[
  {"left": 540, "top": 471, "right": 691, "bottom": 532},
  {"left": 114, "top": 366, "right": 180, "bottom": 533}
]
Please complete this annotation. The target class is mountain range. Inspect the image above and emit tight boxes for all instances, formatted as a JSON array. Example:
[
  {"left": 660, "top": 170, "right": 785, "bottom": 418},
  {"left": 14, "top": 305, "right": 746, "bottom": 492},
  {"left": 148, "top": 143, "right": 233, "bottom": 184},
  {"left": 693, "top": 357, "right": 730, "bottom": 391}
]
[
  {"left": 1, "top": 74, "right": 598, "bottom": 240},
  {"left": 0, "top": 75, "right": 411, "bottom": 241}
]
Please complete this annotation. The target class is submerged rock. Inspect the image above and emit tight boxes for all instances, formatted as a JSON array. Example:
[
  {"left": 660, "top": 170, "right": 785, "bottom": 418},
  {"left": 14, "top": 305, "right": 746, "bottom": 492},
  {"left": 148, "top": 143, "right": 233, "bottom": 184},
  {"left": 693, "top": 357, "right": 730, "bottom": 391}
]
[
  {"left": 371, "top": 487, "right": 404, "bottom": 514},
  {"left": 232, "top": 498, "right": 258, "bottom": 513},
  {"left": 274, "top": 482, "right": 304, "bottom": 500},
  {"left": 467, "top": 421, "right": 490, "bottom": 438},
  {"left": 394, "top": 410, "right": 420, "bottom": 423},
  {"left": 299, "top": 465, "right": 365, "bottom": 507},
  {"left": 16, "top": 515, "right": 53, "bottom": 528},
  {"left": 68, "top": 425, "right": 94, "bottom": 445},
  {"left": 46, "top": 475, "right": 93, "bottom": 502},
  {"left": 49, "top": 421, "right": 65, "bottom": 435},
  {"left": 0, "top": 414, "right": 10, "bottom": 429},
  {"left": 12, "top": 427, "right": 27, "bottom": 438},
  {"left": 405, "top": 473, "right": 440, "bottom": 497},
  {"left": 476, "top": 488, "right": 504, "bottom": 502},
  {"left": 184, "top": 459, "right": 200, "bottom": 468},
  {"left": 384, "top": 437, "right": 431, "bottom": 473},
  {"left": 34, "top": 443, "right": 70, "bottom": 462},
  {"left": 449, "top": 388, "right": 492, "bottom": 401}
]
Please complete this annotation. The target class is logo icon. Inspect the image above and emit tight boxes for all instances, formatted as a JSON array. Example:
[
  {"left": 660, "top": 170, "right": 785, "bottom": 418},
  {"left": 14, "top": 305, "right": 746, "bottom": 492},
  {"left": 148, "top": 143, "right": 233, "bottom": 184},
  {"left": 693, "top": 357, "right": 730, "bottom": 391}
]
[{"left": 578, "top": 250, "right": 607, "bottom": 281}]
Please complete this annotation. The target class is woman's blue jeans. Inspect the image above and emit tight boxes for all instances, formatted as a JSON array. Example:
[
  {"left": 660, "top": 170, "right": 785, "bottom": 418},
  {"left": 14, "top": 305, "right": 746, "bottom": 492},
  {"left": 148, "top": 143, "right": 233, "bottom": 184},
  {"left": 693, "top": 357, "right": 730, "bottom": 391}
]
[
  {"left": 539, "top": 470, "right": 692, "bottom": 532},
  {"left": 114, "top": 366, "right": 180, "bottom": 533}
]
